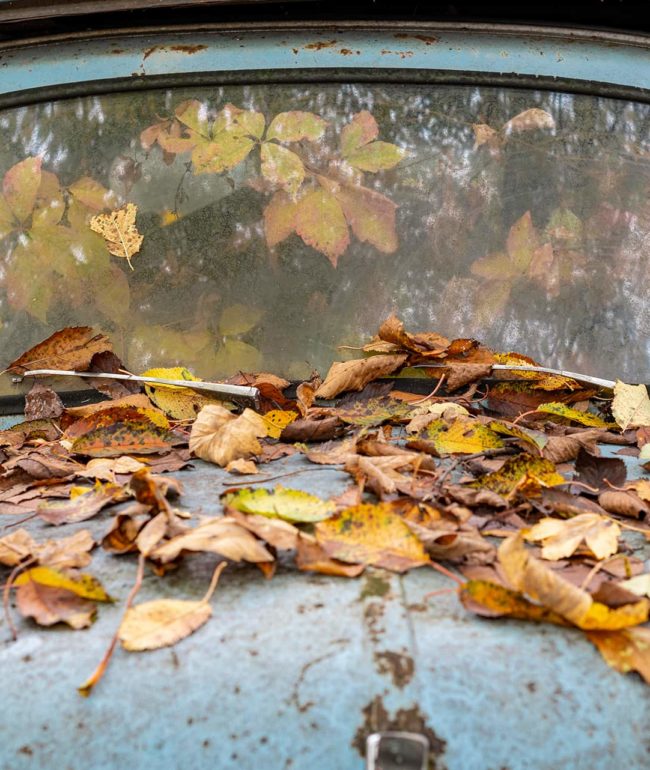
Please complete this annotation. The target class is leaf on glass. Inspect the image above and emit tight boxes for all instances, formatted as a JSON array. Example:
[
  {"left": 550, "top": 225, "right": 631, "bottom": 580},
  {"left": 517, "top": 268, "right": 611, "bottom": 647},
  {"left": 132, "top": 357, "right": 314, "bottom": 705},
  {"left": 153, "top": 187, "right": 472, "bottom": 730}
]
[
  {"left": 72, "top": 422, "right": 175, "bottom": 458},
  {"left": 212, "top": 339, "right": 262, "bottom": 376},
  {"left": 266, "top": 111, "right": 328, "bottom": 143},
  {"left": 260, "top": 142, "right": 305, "bottom": 197},
  {"left": 316, "top": 353, "right": 407, "bottom": 399},
  {"left": 264, "top": 190, "right": 298, "bottom": 248},
  {"left": 340, "top": 111, "right": 379, "bottom": 156},
  {"left": 223, "top": 486, "right": 336, "bottom": 523},
  {"left": 503, "top": 108, "right": 555, "bottom": 135},
  {"left": 189, "top": 404, "right": 267, "bottom": 467},
  {"left": 315, "top": 503, "right": 429, "bottom": 573},
  {"left": 68, "top": 176, "right": 115, "bottom": 211},
  {"left": 174, "top": 99, "right": 210, "bottom": 136},
  {"left": 89, "top": 203, "right": 143, "bottom": 269},
  {"left": 526, "top": 514, "right": 620, "bottom": 560},
  {"left": 611, "top": 381, "right": 650, "bottom": 430},
  {"left": 31, "top": 170, "right": 65, "bottom": 228},
  {"left": 345, "top": 141, "right": 405, "bottom": 172},
  {"left": 8, "top": 326, "right": 112, "bottom": 373},
  {"left": 295, "top": 189, "right": 350, "bottom": 267},
  {"left": 472, "top": 123, "right": 500, "bottom": 150},
  {"left": 333, "top": 182, "right": 398, "bottom": 253},
  {"left": 3, "top": 155, "right": 42, "bottom": 222},
  {"left": 218, "top": 304, "right": 264, "bottom": 336}
]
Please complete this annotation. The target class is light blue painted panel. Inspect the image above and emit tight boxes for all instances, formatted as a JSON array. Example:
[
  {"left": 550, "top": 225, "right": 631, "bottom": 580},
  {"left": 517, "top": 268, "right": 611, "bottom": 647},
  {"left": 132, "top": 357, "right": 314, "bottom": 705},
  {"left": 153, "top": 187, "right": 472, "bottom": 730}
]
[{"left": 0, "top": 27, "right": 649, "bottom": 99}]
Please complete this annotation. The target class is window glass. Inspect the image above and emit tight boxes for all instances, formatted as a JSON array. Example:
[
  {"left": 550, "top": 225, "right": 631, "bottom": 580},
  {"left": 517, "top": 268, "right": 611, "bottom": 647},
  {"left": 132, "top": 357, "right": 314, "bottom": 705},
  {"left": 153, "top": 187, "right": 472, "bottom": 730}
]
[{"left": 1, "top": 83, "right": 648, "bottom": 386}]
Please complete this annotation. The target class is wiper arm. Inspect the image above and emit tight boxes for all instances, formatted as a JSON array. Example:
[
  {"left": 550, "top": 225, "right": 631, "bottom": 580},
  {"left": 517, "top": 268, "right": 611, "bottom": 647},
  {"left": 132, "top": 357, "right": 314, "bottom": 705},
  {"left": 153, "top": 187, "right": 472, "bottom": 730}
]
[
  {"left": 411, "top": 364, "right": 617, "bottom": 390},
  {"left": 12, "top": 370, "right": 261, "bottom": 409}
]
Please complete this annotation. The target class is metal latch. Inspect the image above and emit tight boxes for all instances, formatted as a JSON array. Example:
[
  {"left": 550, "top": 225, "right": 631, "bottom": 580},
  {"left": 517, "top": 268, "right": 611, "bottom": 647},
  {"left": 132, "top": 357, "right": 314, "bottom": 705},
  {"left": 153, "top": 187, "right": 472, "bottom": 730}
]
[{"left": 366, "top": 731, "right": 429, "bottom": 770}]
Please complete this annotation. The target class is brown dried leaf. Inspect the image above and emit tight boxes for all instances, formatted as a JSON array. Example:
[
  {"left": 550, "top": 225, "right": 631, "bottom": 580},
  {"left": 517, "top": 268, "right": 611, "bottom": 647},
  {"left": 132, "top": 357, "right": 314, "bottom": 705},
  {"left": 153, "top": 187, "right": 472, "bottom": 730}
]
[
  {"left": 16, "top": 581, "right": 96, "bottom": 629},
  {"left": 526, "top": 514, "right": 620, "bottom": 560},
  {"left": 189, "top": 405, "right": 267, "bottom": 467},
  {"left": 8, "top": 326, "right": 112, "bottom": 374},
  {"left": 281, "top": 415, "right": 346, "bottom": 442},
  {"left": 598, "top": 490, "right": 650, "bottom": 520},
  {"left": 24, "top": 382, "right": 64, "bottom": 420},
  {"left": 295, "top": 534, "right": 365, "bottom": 577},
  {"left": 316, "top": 354, "right": 407, "bottom": 399},
  {"left": 586, "top": 627, "right": 650, "bottom": 685},
  {"left": 37, "top": 482, "right": 126, "bottom": 525}
]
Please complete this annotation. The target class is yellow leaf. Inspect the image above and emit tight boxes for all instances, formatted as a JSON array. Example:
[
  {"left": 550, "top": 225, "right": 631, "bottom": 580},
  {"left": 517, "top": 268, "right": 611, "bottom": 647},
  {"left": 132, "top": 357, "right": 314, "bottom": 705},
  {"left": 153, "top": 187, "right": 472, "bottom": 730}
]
[
  {"left": 119, "top": 563, "right": 226, "bottom": 651},
  {"left": 498, "top": 533, "right": 649, "bottom": 630},
  {"left": 536, "top": 402, "right": 615, "bottom": 429},
  {"left": 14, "top": 566, "right": 112, "bottom": 601},
  {"left": 294, "top": 189, "right": 349, "bottom": 267},
  {"left": 586, "top": 627, "right": 650, "bottom": 685},
  {"left": 218, "top": 304, "right": 263, "bottom": 336},
  {"left": 89, "top": 203, "right": 143, "bottom": 270},
  {"left": 260, "top": 409, "right": 298, "bottom": 438},
  {"left": 141, "top": 366, "right": 220, "bottom": 420},
  {"left": 459, "top": 579, "right": 571, "bottom": 626},
  {"left": 260, "top": 142, "right": 305, "bottom": 197},
  {"left": 526, "top": 514, "right": 620, "bottom": 560},
  {"left": 189, "top": 404, "right": 266, "bottom": 466},
  {"left": 223, "top": 486, "right": 335, "bottom": 523},
  {"left": 315, "top": 503, "right": 429, "bottom": 573},
  {"left": 420, "top": 418, "right": 504, "bottom": 455},
  {"left": 470, "top": 453, "right": 565, "bottom": 497},
  {"left": 611, "top": 381, "right": 650, "bottom": 430}
]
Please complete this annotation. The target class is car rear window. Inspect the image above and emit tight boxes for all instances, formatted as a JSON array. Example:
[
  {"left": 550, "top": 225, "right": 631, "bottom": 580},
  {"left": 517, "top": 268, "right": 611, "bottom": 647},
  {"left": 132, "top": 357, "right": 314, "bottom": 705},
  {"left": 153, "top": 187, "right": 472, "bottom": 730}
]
[{"left": 1, "top": 83, "right": 648, "bottom": 385}]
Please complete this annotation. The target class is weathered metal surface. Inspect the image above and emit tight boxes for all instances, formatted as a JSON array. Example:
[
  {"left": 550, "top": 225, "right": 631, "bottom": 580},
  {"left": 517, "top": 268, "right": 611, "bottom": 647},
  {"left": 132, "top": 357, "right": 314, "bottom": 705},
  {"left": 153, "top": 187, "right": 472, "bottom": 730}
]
[
  {"left": 0, "top": 454, "right": 648, "bottom": 770},
  {"left": 0, "top": 24, "right": 650, "bottom": 104}
]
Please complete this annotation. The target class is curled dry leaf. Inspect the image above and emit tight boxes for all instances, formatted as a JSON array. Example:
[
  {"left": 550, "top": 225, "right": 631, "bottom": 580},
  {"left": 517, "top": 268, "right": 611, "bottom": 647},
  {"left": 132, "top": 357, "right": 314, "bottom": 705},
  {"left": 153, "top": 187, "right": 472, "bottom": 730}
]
[
  {"left": 498, "top": 533, "right": 649, "bottom": 630},
  {"left": 229, "top": 510, "right": 299, "bottom": 551},
  {"left": 226, "top": 459, "right": 259, "bottom": 475},
  {"left": 611, "top": 381, "right": 650, "bottom": 431},
  {"left": 526, "top": 514, "right": 620, "bottom": 560},
  {"left": 0, "top": 528, "right": 94, "bottom": 569},
  {"left": 280, "top": 414, "right": 346, "bottom": 442},
  {"left": 189, "top": 405, "right": 267, "bottom": 467},
  {"left": 598, "top": 490, "right": 649, "bottom": 520},
  {"left": 36, "top": 481, "right": 126, "bottom": 525},
  {"left": 295, "top": 534, "right": 365, "bottom": 577},
  {"left": 8, "top": 326, "right": 112, "bottom": 374},
  {"left": 315, "top": 354, "right": 407, "bottom": 399},
  {"left": 89, "top": 202, "right": 143, "bottom": 270},
  {"left": 150, "top": 516, "right": 273, "bottom": 564},
  {"left": 24, "top": 382, "right": 64, "bottom": 421},
  {"left": 13, "top": 566, "right": 111, "bottom": 601},
  {"left": 119, "top": 562, "right": 226, "bottom": 651}
]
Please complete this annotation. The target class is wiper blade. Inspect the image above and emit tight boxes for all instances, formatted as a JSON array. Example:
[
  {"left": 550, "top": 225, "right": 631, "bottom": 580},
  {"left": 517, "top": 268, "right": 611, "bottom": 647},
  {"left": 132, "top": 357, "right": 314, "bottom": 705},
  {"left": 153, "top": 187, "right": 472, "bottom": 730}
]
[
  {"left": 411, "top": 364, "right": 616, "bottom": 390},
  {"left": 12, "top": 369, "right": 261, "bottom": 409}
]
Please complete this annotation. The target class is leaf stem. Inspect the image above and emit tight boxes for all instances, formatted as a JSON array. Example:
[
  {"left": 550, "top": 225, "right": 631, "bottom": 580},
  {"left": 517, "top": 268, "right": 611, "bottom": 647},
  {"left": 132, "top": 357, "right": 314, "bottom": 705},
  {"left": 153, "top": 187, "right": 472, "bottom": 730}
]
[{"left": 201, "top": 561, "right": 227, "bottom": 604}]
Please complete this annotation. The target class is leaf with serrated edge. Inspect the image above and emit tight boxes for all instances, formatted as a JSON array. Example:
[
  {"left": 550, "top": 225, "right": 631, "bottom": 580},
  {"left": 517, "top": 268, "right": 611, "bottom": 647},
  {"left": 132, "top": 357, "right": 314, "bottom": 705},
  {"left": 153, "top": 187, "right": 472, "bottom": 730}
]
[
  {"left": 612, "top": 381, "right": 650, "bottom": 430},
  {"left": 8, "top": 326, "right": 112, "bottom": 373},
  {"left": 90, "top": 203, "right": 143, "bottom": 270},
  {"left": 266, "top": 111, "right": 327, "bottom": 143},
  {"left": 295, "top": 189, "right": 349, "bottom": 267}
]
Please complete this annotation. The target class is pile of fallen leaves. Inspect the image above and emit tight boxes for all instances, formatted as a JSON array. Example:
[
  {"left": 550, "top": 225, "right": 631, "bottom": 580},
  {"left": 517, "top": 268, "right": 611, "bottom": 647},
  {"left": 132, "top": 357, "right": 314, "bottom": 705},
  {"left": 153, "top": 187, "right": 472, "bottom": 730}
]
[{"left": 1, "top": 317, "right": 649, "bottom": 693}]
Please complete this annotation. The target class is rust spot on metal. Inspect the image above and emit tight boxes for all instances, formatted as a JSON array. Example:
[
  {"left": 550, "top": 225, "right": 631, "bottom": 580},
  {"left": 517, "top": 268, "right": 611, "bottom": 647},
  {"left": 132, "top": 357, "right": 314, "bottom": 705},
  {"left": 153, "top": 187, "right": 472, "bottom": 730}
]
[
  {"left": 374, "top": 649, "right": 415, "bottom": 687},
  {"left": 304, "top": 40, "right": 337, "bottom": 51},
  {"left": 394, "top": 33, "right": 439, "bottom": 45},
  {"left": 171, "top": 44, "right": 207, "bottom": 55},
  {"left": 380, "top": 49, "right": 414, "bottom": 59},
  {"left": 353, "top": 696, "right": 447, "bottom": 769},
  {"left": 339, "top": 48, "right": 359, "bottom": 56},
  {"left": 110, "top": 48, "right": 125, "bottom": 55},
  {"left": 143, "top": 45, "right": 161, "bottom": 60}
]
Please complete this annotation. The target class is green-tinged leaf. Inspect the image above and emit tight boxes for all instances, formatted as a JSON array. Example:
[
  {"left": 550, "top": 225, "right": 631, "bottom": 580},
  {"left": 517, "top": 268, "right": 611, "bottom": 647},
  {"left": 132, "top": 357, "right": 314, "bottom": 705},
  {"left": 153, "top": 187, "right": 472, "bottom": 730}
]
[
  {"left": 219, "top": 304, "right": 264, "bottom": 336},
  {"left": 315, "top": 503, "right": 428, "bottom": 573},
  {"left": 224, "top": 486, "right": 336, "bottom": 523},
  {"left": 346, "top": 141, "right": 405, "bottom": 172},
  {"left": 212, "top": 339, "right": 262, "bottom": 375},
  {"left": 536, "top": 402, "right": 615, "bottom": 428},
  {"left": 488, "top": 420, "right": 547, "bottom": 453},
  {"left": 5, "top": 243, "right": 53, "bottom": 321},
  {"left": 334, "top": 183, "right": 398, "bottom": 253},
  {"left": 32, "top": 170, "right": 65, "bottom": 228},
  {"left": 295, "top": 189, "right": 349, "bottom": 267},
  {"left": 0, "top": 194, "right": 15, "bottom": 239},
  {"left": 266, "top": 111, "right": 327, "bottom": 143},
  {"left": 3, "top": 156, "right": 42, "bottom": 222},
  {"left": 340, "top": 111, "right": 378, "bottom": 156},
  {"left": 264, "top": 190, "right": 297, "bottom": 248},
  {"left": 174, "top": 99, "right": 209, "bottom": 137},
  {"left": 72, "top": 421, "right": 175, "bottom": 457},
  {"left": 68, "top": 176, "right": 115, "bottom": 211},
  {"left": 260, "top": 142, "right": 305, "bottom": 197},
  {"left": 14, "top": 566, "right": 112, "bottom": 601},
  {"left": 192, "top": 133, "right": 255, "bottom": 174},
  {"left": 226, "top": 107, "right": 265, "bottom": 140},
  {"left": 334, "top": 396, "right": 411, "bottom": 427},
  {"left": 506, "top": 211, "right": 538, "bottom": 272}
]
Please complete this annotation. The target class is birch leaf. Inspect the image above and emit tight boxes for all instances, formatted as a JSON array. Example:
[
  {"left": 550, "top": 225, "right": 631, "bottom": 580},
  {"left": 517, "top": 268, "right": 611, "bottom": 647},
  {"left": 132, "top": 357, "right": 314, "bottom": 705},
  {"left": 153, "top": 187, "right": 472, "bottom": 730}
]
[
  {"left": 612, "top": 381, "right": 650, "bottom": 430},
  {"left": 90, "top": 203, "right": 143, "bottom": 270}
]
